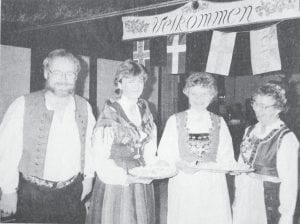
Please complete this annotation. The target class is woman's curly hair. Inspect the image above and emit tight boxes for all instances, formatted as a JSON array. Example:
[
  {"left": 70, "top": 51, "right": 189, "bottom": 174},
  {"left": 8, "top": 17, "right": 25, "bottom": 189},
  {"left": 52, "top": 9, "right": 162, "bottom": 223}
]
[
  {"left": 183, "top": 72, "right": 217, "bottom": 98},
  {"left": 252, "top": 82, "right": 287, "bottom": 112}
]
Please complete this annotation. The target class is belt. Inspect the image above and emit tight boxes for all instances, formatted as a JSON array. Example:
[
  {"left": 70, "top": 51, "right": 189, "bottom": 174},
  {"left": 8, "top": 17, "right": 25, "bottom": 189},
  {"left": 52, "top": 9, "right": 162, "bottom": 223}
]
[{"left": 21, "top": 173, "right": 79, "bottom": 189}]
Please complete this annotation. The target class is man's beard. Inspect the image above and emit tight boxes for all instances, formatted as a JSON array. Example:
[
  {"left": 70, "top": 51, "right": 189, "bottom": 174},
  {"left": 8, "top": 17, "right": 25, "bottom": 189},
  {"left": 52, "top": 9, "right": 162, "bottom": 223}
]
[{"left": 45, "top": 81, "right": 75, "bottom": 97}]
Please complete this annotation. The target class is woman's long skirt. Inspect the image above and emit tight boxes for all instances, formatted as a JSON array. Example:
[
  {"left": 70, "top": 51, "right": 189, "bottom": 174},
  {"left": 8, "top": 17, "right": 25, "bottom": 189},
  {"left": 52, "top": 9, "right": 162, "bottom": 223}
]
[{"left": 86, "top": 176, "right": 155, "bottom": 224}]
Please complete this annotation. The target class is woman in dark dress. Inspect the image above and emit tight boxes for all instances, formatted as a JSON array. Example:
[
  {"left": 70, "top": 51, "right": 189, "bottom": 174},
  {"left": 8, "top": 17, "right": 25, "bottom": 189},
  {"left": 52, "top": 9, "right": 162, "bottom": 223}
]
[
  {"left": 232, "top": 83, "right": 299, "bottom": 224},
  {"left": 85, "top": 60, "right": 157, "bottom": 224}
]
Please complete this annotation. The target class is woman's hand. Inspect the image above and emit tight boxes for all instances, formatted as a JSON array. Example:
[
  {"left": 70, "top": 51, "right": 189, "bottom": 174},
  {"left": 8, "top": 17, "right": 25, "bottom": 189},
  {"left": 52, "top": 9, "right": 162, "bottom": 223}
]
[
  {"left": 176, "top": 160, "right": 200, "bottom": 174},
  {"left": 94, "top": 127, "right": 115, "bottom": 147},
  {"left": 228, "top": 171, "right": 243, "bottom": 176},
  {"left": 126, "top": 175, "right": 153, "bottom": 185}
]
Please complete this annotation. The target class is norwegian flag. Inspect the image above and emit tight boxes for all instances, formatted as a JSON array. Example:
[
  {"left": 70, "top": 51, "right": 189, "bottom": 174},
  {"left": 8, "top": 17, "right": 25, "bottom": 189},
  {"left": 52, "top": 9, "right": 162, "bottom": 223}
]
[
  {"left": 133, "top": 39, "right": 150, "bottom": 71},
  {"left": 167, "top": 34, "right": 186, "bottom": 74}
]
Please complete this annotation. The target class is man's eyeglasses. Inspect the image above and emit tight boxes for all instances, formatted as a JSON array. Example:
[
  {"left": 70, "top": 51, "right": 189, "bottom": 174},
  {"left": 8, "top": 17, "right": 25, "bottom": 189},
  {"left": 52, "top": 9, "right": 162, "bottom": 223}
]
[{"left": 48, "top": 69, "right": 77, "bottom": 80}]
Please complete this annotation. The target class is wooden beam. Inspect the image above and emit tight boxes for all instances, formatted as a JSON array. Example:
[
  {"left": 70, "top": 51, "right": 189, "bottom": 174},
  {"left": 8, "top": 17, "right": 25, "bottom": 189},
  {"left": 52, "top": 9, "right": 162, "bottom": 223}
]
[{"left": 14, "top": 0, "right": 188, "bottom": 33}]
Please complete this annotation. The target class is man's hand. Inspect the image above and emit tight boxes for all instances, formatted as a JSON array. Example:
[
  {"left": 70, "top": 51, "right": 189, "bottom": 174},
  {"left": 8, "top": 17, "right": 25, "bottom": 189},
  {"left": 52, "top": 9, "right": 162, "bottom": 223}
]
[{"left": 0, "top": 192, "right": 17, "bottom": 216}]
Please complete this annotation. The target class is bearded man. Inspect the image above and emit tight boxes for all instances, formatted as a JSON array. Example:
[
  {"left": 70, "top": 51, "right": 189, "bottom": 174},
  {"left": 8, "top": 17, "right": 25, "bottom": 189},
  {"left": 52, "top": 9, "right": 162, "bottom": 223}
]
[{"left": 0, "top": 49, "right": 95, "bottom": 223}]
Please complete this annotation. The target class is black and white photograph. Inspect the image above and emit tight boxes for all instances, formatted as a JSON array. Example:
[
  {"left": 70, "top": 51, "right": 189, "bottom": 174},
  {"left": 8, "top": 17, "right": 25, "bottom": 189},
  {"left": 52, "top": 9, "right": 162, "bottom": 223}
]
[{"left": 0, "top": 0, "right": 300, "bottom": 223}]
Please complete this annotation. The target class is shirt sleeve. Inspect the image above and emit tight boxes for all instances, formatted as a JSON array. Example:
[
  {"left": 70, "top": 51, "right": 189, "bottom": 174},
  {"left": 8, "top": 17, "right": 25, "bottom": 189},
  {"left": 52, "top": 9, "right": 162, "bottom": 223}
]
[
  {"left": 216, "top": 118, "right": 236, "bottom": 164},
  {"left": 0, "top": 96, "right": 25, "bottom": 194},
  {"left": 157, "top": 115, "right": 179, "bottom": 166},
  {"left": 83, "top": 102, "right": 96, "bottom": 179},
  {"left": 143, "top": 124, "right": 158, "bottom": 165},
  {"left": 277, "top": 132, "right": 299, "bottom": 224},
  {"left": 91, "top": 127, "right": 128, "bottom": 186}
]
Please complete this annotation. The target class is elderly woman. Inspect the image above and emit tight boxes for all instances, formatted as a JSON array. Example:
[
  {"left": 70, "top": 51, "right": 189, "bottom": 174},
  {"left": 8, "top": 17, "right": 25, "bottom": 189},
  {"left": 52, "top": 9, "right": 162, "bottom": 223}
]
[
  {"left": 85, "top": 60, "right": 157, "bottom": 224},
  {"left": 158, "top": 72, "right": 236, "bottom": 224},
  {"left": 232, "top": 83, "right": 299, "bottom": 224}
]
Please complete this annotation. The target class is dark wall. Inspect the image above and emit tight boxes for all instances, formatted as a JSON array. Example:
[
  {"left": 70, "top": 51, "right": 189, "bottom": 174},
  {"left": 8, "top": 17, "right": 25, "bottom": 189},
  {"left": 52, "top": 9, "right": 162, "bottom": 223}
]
[{"left": 2, "top": 17, "right": 132, "bottom": 94}]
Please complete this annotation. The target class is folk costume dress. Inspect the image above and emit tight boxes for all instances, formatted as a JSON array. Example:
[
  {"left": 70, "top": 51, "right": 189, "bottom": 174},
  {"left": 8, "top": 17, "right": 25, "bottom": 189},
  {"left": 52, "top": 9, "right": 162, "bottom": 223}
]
[
  {"left": 158, "top": 109, "right": 236, "bottom": 224},
  {"left": 86, "top": 98, "right": 157, "bottom": 224},
  {"left": 232, "top": 120, "right": 299, "bottom": 224}
]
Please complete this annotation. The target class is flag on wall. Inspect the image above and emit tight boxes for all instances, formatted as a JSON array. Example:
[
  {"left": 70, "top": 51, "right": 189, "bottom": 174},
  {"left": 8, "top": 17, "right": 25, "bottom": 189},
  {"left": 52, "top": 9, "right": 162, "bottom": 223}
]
[
  {"left": 167, "top": 34, "right": 186, "bottom": 74},
  {"left": 133, "top": 39, "right": 150, "bottom": 71},
  {"left": 250, "top": 25, "right": 281, "bottom": 75},
  {"left": 150, "top": 37, "right": 167, "bottom": 67},
  {"left": 206, "top": 31, "right": 236, "bottom": 76},
  {"left": 229, "top": 32, "right": 252, "bottom": 76},
  {"left": 186, "top": 31, "right": 211, "bottom": 72}
]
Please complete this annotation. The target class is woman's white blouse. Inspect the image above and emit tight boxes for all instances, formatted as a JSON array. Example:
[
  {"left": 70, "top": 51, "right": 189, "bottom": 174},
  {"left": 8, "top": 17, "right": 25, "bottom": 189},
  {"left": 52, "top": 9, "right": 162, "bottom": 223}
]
[{"left": 158, "top": 109, "right": 236, "bottom": 166}]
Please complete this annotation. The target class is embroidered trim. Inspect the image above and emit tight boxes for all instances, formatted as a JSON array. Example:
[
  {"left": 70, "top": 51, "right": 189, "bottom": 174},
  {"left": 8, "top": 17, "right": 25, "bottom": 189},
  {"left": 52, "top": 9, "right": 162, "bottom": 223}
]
[
  {"left": 184, "top": 114, "right": 213, "bottom": 159},
  {"left": 22, "top": 174, "right": 78, "bottom": 189},
  {"left": 177, "top": 111, "right": 220, "bottom": 163}
]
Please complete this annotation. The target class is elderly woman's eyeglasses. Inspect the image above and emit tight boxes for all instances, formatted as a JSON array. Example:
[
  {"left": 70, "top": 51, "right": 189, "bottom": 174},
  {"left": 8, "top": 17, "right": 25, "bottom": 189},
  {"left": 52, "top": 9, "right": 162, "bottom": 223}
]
[
  {"left": 48, "top": 69, "right": 77, "bottom": 80},
  {"left": 251, "top": 101, "right": 276, "bottom": 110}
]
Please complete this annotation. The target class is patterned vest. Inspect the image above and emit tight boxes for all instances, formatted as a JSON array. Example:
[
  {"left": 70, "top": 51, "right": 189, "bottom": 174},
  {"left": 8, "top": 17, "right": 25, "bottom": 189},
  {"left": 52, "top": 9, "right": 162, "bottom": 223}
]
[
  {"left": 176, "top": 111, "right": 221, "bottom": 163},
  {"left": 18, "top": 90, "right": 88, "bottom": 178},
  {"left": 240, "top": 124, "right": 291, "bottom": 177}
]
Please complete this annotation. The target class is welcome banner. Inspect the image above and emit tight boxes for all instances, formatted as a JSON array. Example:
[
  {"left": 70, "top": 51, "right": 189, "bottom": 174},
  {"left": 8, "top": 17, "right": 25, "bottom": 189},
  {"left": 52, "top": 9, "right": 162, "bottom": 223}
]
[{"left": 122, "top": 0, "right": 300, "bottom": 40}]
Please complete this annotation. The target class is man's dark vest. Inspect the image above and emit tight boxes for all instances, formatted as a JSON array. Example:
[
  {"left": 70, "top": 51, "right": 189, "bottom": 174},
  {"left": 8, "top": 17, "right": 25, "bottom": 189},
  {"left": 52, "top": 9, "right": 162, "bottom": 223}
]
[{"left": 18, "top": 90, "right": 88, "bottom": 178}]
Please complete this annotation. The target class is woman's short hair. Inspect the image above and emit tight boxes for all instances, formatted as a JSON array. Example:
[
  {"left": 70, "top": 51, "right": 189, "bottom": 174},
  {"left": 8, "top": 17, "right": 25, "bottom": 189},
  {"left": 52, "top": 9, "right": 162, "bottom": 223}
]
[
  {"left": 114, "top": 59, "right": 148, "bottom": 95},
  {"left": 183, "top": 72, "right": 217, "bottom": 97},
  {"left": 43, "top": 49, "right": 80, "bottom": 73},
  {"left": 252, "top": 82, "right": 287, "bottom": 111}
]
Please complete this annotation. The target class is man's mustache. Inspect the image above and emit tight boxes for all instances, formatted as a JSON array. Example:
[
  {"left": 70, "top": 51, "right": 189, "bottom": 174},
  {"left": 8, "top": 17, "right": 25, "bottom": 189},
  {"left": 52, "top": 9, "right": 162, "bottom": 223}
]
[
  {"left": 45, "top": 81, "right": 75, "bottom": 94},
  {"left": 53, "top": 82, "right": 74, "bottom": 87}
]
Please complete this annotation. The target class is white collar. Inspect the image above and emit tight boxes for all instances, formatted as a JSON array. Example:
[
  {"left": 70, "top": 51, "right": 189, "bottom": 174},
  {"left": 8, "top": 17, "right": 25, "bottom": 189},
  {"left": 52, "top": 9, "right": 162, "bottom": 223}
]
[
  {"left": 118, "top": 96, "right": 138, "bottom": 109},
  {"left": 255, "top": 119, "right": 284, "bottom": 131},
  {"left": 187, "top": 108, "right": 209, "bottom": 118},
  {"left": 45, "top": 92, "right": 75, "bottom": 112},
  {"left": 253, "top": 119, "right": 284, "bottom": 138}
]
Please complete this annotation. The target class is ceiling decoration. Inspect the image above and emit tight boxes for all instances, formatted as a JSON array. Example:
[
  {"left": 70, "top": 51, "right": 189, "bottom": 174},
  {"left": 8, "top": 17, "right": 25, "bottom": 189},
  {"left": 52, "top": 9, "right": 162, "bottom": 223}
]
[{"left": 2, "top": 0, "right": 187, "bottom": 31}]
